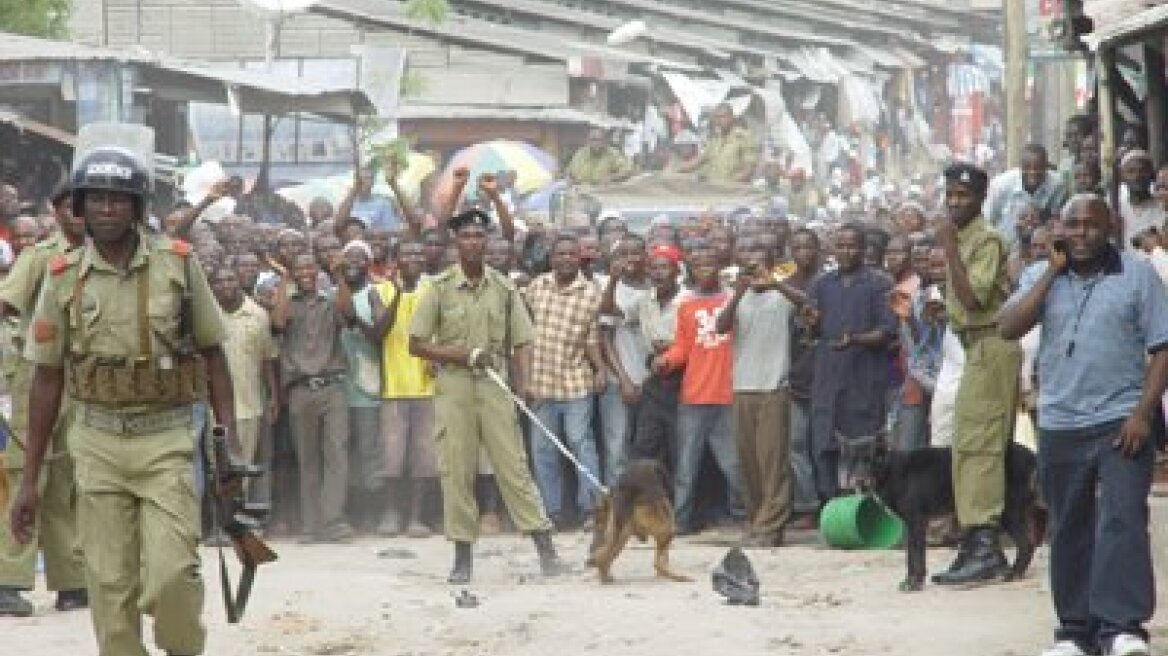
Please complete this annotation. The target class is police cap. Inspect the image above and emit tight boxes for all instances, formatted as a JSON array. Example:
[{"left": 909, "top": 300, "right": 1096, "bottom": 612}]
[
  {"left": 448, "top": 208, "right": 491, "bottom": 233},
  {"left": 943, "top": 162, "right": 988, "bottom": 196}
]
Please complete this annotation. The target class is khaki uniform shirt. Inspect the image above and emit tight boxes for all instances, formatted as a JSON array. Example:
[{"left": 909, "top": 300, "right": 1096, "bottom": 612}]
[
  {"left": 0, "top": 234, "right": 77, "bottom": 437},
  {"left": 409, "top": 265, "right": 533, "bottom": 377},
  {"left": 222, "top": 296, "right": 277, "bottom": 421},
  {"left": 698, "top": 126, "right": 758, "bottom": 183},
  {"left": 24, "top": 228, "right": 226, "bottom": 403},
  {"left": 566, "top": 146, "right": 632, "bottom": 185},
  {"left": 0, "top": 233, "right": 73, "bottom": 318},
  {"left": 946, "top": 215, "right": 1011, "bottom": 332}
]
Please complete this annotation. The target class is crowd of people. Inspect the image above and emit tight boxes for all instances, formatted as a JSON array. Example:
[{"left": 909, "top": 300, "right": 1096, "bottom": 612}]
[{"left": 0, "top": 108, "right": 1165, "bottom": 656}]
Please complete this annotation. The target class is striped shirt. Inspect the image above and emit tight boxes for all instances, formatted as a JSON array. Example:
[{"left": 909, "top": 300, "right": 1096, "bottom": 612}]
[{"left": 524, "top": 272, "right": 601, "bottom": 400}]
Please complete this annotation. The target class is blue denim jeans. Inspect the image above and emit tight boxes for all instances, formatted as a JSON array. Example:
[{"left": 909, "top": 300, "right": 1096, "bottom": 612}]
[
  {"left": 674, "top": 403, "right": 743, "bottom": 531},
  {"left": 789, "top": 398, "right": 819, "bottom": 513},
  {"left": 599, "top": 381, "right": 635, "bottom": 485},
  {"left": 891, "top": 401, "right": 930, "bottom": 452},
  {"left": 531, "top": 396, "right": 602, "bottom": 518},
  {"left": 1039, "top": 419, "right": 1155, "bottom": 652}
]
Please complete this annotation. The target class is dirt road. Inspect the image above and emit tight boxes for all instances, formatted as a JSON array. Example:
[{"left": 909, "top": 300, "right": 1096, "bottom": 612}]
[{"left": 5, "top": 528, "right": 1165, "bottom": 656}]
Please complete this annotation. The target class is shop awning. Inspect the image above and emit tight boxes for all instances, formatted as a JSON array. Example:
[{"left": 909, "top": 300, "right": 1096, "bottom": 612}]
[
  {"left": 0, "top": 33, "right": 373, "bottom": 120},
  {"left": 0, "top": 110, "right": 75, "bottom": 146},
  {"left": 1089, "top": 2, "right": 1168, "bottom": 49}
]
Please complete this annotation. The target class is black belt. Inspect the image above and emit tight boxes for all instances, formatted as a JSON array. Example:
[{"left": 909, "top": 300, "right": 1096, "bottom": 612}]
[
  {"left": 954, "top": 325, "right": 998, "bottom": 349},
  {"left": 291, "top": 373, "right": 345, "bottom": 390}
]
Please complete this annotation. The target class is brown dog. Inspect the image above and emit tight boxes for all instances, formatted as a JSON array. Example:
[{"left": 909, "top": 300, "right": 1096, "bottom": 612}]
[{"left": 587, "top": 459, "right": 691, "bottom": 583}]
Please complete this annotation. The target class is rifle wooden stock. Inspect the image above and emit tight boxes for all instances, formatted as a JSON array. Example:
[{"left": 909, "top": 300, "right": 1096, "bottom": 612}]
[
  {"left": 232, "top": 531, "right": 278, "bottom": 566},
  {"left": 207, "top": 424, "right": 277, "bottom": 623}
]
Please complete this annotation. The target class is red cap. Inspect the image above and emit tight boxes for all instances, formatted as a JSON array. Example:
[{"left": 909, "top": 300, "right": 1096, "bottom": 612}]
[{"left": 649, "top": 244, "right": 682, "bottom": 264}]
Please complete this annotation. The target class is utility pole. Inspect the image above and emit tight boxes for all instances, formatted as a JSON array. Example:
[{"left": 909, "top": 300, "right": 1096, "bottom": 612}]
[{"left": 1003, "top": 0, "right": 1029, "bottom": 168}]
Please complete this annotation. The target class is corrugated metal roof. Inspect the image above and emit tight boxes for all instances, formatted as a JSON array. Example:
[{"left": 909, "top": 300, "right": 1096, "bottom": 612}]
[
  {"left": 596, "top": 0, "right": 854, "bottom": 48},
  {"left": 316, "top": 0, "right": 711, "bottom": 72},
  {"left": 313, "top": 0, "right": 575, "bottom": 62},
  {"left": 451, "top": 0, "right": 946, "bottom": 77},
  {"left": 847, "top": 43, "right": 906, "bottom": 69},
  {"left": 1089, "top": 1, "right": 1168, "bottom": 48},
  {"left": 0, "top": 33, "right": 373, "bottom": 117},
  {"left": 397, "top": 104, "right": 630, "bottom": 128},
  {"left": 891, "top": 46, "right": 929, "bottom": 68}
]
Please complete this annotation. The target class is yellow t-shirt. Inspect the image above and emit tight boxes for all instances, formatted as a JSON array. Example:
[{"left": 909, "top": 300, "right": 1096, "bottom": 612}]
[{"left": 377, "top": 280, "right": 435, "bottom": 398}]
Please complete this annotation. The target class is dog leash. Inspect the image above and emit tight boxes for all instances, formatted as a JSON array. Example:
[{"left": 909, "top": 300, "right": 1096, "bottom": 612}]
[{"left": 485, "top": 366, "right": 609, "bottom": 496}]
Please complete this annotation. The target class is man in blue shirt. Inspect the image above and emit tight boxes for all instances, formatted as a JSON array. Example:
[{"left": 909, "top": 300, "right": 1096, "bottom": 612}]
[
  {"left": 1000, "top": 194, "right": 1168, "bottom": 656},
  {"left": 337, "top": 168, "right": 402, "bottom": 232}
]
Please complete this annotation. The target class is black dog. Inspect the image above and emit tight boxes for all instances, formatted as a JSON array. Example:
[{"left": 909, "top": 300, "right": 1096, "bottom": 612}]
[{"left": 843, "top": 433, "right": 1044, "bottom": 592}]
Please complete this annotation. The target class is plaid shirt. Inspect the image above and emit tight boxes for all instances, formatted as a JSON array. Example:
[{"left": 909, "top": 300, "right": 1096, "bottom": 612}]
[{"left": 524, "top": 271, "right": 601, "bottom": 400}]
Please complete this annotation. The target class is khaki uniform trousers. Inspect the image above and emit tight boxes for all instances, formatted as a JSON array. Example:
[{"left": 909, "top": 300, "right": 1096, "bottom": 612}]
[
  {"left": 0, "top": 456, "right": 85, "bottom": 591},
  {"left": 952, "top": 331, "right": 1021, "bottom": 528},
  {"left": 71, "top": 414, "right": 203, "bottom": 656},
  {"left": 734, "top": 389, "right": 793, "bottom": 541},
  {"left": 433, "top": 371, "right": 551, "bottom": 542},
  {"left": 0, "top": 394, "right": 84, "bottom": 591}
]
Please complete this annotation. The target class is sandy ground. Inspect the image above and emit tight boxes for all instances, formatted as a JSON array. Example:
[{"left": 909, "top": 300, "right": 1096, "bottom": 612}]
[{"left": 8, "top": 524, "right": 1167, "bottom": 656}]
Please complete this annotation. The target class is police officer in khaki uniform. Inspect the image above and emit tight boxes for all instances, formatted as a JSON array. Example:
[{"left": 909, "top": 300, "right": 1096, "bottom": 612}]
[
  {"left": 0, "top": 185, "right": 87, "bottom": 616},
  {"left": 9, "top": 131, "right": 239, "bottom": 656},
  {"left": 680, "top": 103, "right": 759, "bottom": 184},
  {"left": 566, "top": 128, "right": 633, "bottom": 185},
  {"left": 932, "top": 163, "right": 1022, "bottom": 586},
  {"left": 409, "top": 209, "right": 565, "bottom": 584}
]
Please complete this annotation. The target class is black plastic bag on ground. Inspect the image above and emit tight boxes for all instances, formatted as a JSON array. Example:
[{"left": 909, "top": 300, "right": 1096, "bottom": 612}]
[{"left": 711, "top": 547, "right": 759, "bottom": 606}]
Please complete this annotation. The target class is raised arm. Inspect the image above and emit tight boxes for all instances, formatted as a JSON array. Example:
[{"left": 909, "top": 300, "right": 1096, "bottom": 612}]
[
  {"left": 386, "top": 162, "right": 422, "bottom": 237},
  {"left": 478, "top": 173, "right": 516, "bottom": 242},
  {"left": 999, "top": 251, "right": 1066, "bottom": 340},
  {"left": 441, "top": 167, "right": 471, "bottom": 223},
  {"left": 334, "top": 171, "right": 361, "bottom": 240},
  {"left": 173, "top": 179, "right": 231, "bottom": 239},
  {"left": 269, "top": 261, "right": 291, "bottom": 331}
]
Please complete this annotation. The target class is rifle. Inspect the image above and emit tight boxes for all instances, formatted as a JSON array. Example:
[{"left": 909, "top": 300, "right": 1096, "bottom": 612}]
[{"left": 206, "top": 424, "right": 277, "bottom": 624}]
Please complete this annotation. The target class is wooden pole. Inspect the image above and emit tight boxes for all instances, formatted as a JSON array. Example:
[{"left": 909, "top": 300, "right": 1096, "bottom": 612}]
[
  {"left": 1004, "top": 0, "right": 1029, "bottom": 168},
  {"left": 1097, "top": 47, "right": 1120, "bottom": 241}
]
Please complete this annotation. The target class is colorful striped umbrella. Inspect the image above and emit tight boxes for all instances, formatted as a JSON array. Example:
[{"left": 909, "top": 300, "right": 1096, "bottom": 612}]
[{"left": 433, "top": 140, "right": 558, "bottom": 207}]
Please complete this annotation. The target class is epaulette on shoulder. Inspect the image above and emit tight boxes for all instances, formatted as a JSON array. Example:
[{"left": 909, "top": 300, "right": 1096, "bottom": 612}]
[{"left": 48, "top": 254, "right": 74, "bottom": 276}]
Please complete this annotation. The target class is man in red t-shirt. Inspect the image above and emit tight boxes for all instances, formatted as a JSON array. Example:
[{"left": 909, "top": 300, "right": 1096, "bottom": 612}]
[{"left": 651, "top": 248, "right": 743, "bottom": 535}]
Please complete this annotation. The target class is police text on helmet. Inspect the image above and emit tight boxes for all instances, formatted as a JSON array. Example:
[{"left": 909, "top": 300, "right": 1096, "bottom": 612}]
[{"left": 85, "top": 162, "right": 135, "bottom": 180}]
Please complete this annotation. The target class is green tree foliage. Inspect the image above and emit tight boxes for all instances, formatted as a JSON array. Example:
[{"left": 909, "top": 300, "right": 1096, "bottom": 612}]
[
  {"left": 0, "top": 0, "right": 72, "bottom": 38},
  {"left": 405, "top": 0, "right": 448, "bottom": 25}
]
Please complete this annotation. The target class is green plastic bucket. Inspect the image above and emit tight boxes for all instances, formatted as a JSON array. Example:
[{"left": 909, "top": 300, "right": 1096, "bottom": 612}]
[{"left": 819, "top": 494, "right": 905, "bottom": 549}]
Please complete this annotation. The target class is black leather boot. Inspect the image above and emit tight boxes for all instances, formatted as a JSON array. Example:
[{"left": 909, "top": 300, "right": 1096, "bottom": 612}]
[
  {"left": 931, "top": 529, "right": 974, "bottom": 583},
  {"left": 931, "top": 527, "right": 1008, "bottom": 586},
  {"left": 447, "top": 542, "right": 473, "bottom": 584},
  {"left": 54, "top": 589, "right": 89, "bottom": 612},
  {"left": 532, "top": 531, "right": 567, "bottom": 576},
  {"left": 0, "top": 588, "right": 33, "bottom": 617}
]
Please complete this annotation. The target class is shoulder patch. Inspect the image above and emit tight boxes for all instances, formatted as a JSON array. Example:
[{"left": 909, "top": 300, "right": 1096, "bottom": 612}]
[
  {"left": 48, "top": 255, "right": 72, "bottom": 276},
  {"left": 32, "top": 320, "right": 57, "bottom": 343},
  {"left": 171, "top": 240, "right": 192, "bottom": 257}
]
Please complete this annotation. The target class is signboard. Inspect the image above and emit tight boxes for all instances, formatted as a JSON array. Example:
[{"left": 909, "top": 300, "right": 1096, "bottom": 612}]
[{"left": 1027, "top": 0, "right": 1076, "bottom": 59}]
